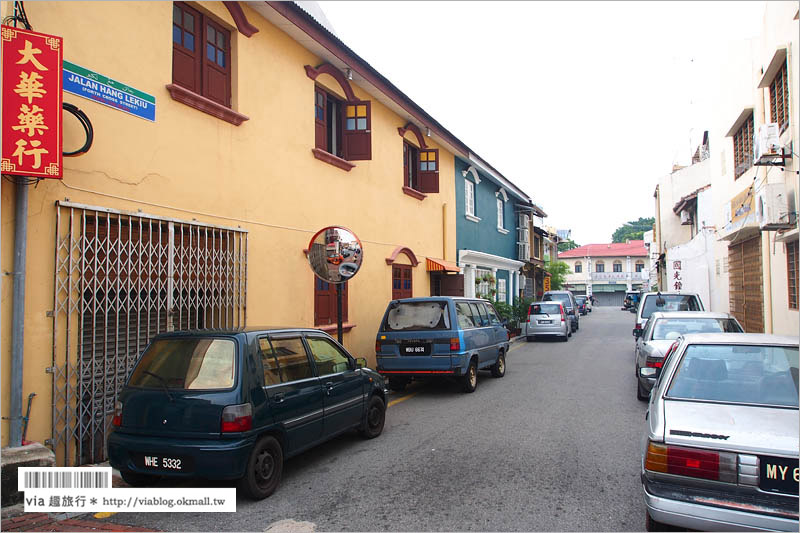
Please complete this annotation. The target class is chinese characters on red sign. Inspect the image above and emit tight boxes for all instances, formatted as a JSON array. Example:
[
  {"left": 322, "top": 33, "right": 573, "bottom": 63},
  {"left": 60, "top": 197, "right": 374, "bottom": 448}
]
[
  {"left": 2, "top": 25, "right": 63, "bottom": 178},
  {"left": 672, "top": 260, "right": 682, "bottom": 291}
]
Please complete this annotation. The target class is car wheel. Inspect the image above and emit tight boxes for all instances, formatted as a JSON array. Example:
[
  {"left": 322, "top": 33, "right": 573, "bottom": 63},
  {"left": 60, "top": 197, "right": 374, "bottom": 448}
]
[
  {"left": 491, "top": 352, "right": 506, "bottom": 378},
  {"left": 561, "top": 334, "right": 568, "bottom": 342},
  {"left": 238, "top": 435, "right": 283, "bottom": 500},
  {"left": 360, "top": 395, "right": 386, "bottom": 439},
  {"left": 525, "top": 335, "right": 534, "bottom": 342},
  {"left": 462, "top": 360, "right": 478, "bottom": 393},
  {"left": 645, "top": 511, "right": 671, "bottom": 531},
  {"left": 637, "top": 379, "right": 649, "bottom": 401},
  {"left": 388, "top": 377, "right": 408, "bottom": 392},
  {"left": 120, "top": 470, "right": 160, "bottom": 487}
]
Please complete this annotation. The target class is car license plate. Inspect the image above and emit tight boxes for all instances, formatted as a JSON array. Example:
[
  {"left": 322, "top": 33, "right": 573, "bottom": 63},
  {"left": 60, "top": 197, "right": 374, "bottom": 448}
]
[
  {"left": 401, "top": 343, "right": 430, "bottom": 355},
  {"left": 759, "top": 455, "right": 799, "bottom": 495},
  {"left": 538, "top": 320, "right": 552, "bottom": 324},
  {"left": 134, "top": 453, "right": 187, "bottom": 471}
]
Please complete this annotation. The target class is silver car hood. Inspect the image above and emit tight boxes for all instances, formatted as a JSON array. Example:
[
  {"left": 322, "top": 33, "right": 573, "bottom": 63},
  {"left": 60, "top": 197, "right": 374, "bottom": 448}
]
[{"left": 664, "top": 400, "right": 799, "bottom": 456}]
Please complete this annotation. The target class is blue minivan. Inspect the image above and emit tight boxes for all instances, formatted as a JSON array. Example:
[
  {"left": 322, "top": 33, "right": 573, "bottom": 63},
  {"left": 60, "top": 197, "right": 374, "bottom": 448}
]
[{"left": 375, "top": 297, "right": 509, "bottom": 393}]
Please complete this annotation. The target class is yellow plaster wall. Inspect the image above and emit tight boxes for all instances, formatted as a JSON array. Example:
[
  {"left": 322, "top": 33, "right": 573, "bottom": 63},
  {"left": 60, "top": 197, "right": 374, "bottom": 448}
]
[{"left": 1, "top": 1, "right": 457, "bottom": 448}]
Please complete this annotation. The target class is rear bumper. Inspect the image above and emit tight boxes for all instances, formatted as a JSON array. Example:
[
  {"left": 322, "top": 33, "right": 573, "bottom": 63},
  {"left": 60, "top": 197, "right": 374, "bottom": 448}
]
[
  {"left": 376, "top": 353, "right": 465, "bottom": 375},
  {"left": 642, "top": 477, "right": 799, "bottom": 531},
  {"left": 108, "top": 431, "right": 254, "bottom": 480}
]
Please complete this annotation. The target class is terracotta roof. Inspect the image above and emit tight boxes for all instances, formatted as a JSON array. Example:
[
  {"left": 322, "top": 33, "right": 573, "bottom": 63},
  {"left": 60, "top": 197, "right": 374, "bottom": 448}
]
[
  {"left": 673, "top": 184, "right": 711, "bottom": 214},
  {"left": 558, "top": 240, "right": 648, "bottom": 258}
]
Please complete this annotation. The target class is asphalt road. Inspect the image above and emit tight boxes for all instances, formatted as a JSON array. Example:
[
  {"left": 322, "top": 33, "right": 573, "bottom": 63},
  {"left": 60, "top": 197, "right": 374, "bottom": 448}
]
[{"left": 103, "top": 306, "right": 649, "bottom": 532}]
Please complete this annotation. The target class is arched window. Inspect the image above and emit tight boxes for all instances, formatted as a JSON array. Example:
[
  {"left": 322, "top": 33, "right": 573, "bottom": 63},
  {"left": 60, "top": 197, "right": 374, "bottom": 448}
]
[
  {"left": 595, "top": 261, "right": 605, "bottom": 273},
  {"left": 574, "top": 261, "right": 582, "bottom": 273},
  {"left": 635, "top": 261, "right": 645, "bottom": 273},
  {"left": 613, "top": 260, "right": 623, "bottom": 273}
]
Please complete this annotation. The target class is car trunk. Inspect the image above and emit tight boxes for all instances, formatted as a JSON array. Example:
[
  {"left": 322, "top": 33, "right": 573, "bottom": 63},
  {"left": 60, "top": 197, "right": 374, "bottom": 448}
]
[
  {"left": 663, "top": 400, "right": 799, "bottom": 457},
  {"left": 643, "top": 340, "right": 674, "bottom": 358}
]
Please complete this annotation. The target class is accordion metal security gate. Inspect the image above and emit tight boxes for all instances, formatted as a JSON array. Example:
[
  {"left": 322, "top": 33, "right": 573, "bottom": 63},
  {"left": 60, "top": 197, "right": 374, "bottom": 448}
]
[{"left": 51, "top": 201, "right": 247, "bottom": 466}]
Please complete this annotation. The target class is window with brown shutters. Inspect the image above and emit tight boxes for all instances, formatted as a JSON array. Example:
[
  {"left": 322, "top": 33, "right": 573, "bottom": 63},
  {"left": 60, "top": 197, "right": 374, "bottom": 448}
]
[
  {"left": 733, "top": 114, "right": 754, "bottom": 180},
  {"left": 403, "top": 141, "right": 419, "bottom": 190},
  {"left": 314, "top": 89, "right": 371, "bottom": 162},
  {"left": 314, "top": 278, "right": 348, "bottom": 326},
  {"left": 769, "top": 62, "right": 790, "bottom": 134},
  {"left": 787, "top": 240, "right": 798, "bottom": 310},
  {"left": 392, "top": 265, "right": 412, "bottom": 300},
  {"left": 172, "top": 2, "right": 231, "bottom": 107}
]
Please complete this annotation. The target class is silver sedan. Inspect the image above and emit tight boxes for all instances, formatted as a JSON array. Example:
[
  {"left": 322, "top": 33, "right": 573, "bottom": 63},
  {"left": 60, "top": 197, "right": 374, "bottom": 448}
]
[
  {"left": 633, "top": 312, "right": 743, "bottom": 401},
  {"left": 640, "top": 333, "right": 799, "bottom": 531}
]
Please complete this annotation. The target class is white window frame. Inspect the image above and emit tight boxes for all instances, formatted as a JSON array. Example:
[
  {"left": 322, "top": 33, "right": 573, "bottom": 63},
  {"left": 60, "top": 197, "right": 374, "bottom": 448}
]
[
  {"left": 497, "top": 278, "right": 507, "bottom": 303},
  {"left": 476, "top": 268, "right": 491, "bottom": 298},
  {"left": 496, "top": 198, "right": 505, "bottom": 231},
  {"left": 465, "top": 179, "right": 478, "bottom": 220}
]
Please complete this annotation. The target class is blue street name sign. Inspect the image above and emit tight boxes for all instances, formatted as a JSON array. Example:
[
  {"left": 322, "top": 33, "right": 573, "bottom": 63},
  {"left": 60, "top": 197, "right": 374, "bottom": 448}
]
[{"left": 63, "top": 60, "right": 155, "bottom": 122}]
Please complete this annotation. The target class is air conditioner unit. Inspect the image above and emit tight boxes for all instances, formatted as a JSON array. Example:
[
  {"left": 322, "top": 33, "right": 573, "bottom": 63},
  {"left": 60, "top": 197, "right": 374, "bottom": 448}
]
[
  {"left": 755, "top": 182, "right": 791, "bottom": 230},
  {"left": 753, "top": 123, "right": 782, "bottom": 164},
  {"left": 679, "top": 210, "right": 692, "bottom": 225}
]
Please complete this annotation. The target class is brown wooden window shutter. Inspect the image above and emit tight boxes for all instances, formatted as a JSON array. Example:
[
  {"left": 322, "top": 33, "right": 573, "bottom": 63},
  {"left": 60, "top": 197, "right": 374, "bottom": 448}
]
[
  {"left": 343, "top": 101, "right": 371, "bottom": 160},
  {"left": 172, "top": 2, "right": 202, "bottom": 95},
  {"left": 172, "top": 2, "right": 231, "bottom": 108},
  {"left": 314, "top": 87, "right": 327, "bottom": 151},
  {"left": 314, "top": 278, "right": 348, "bottom": 325},
  {"left": 418, "top": 149, "right": 439, "bottom": 193},
  {"left": 392, "top": 265, "right": 413, "bottom": 300}
]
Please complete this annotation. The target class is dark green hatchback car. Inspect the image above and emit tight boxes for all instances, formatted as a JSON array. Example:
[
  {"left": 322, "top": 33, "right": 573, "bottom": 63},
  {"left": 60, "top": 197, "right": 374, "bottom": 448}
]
[{"left": 107, "top": 327, "right": 387, "bottom": 499}]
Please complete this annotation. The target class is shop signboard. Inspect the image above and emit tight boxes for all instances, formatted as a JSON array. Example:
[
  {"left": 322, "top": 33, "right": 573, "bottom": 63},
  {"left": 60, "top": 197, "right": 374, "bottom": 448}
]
[{"left": 1, "top": 25, "right": 63, "bottom": 178}]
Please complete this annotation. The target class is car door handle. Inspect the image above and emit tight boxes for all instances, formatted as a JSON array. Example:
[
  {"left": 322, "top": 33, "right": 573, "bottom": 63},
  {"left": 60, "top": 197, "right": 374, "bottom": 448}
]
[
  {"left": 273, "top": 393, "right": 284, "bottom": 404},
  {"left": 325, "top": 382, "right": 334, "bottom": 395}
]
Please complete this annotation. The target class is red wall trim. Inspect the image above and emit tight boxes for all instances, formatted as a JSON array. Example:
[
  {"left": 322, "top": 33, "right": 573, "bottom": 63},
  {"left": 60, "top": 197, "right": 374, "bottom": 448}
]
[
  {"left": 223, "top": 2, "right": 259, "bottom": 37},
  {"left": 311, "top": 148, "right": 356, "bottom": 171},
  {"left": 165, "top": 84, "right": 249, "bottom": 125},
  {"left": 385, "top": 246, "right": 420, "bottom": 266},
  {"left": 304, "top": 64, "right": 357, "bottom": 102},
  {"left": 397, "top": 123, "right": 428, "bottom": 149},
  {"left": 402, "top": 186, "right": 426, "bottom": 201}
]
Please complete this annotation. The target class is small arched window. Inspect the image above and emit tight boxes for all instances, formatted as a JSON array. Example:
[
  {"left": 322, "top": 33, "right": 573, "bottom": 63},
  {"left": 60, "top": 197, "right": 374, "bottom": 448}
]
[
  {"left": 635, "top": 261, "right": 645, "bottom": 273},
  {"left": 595, "top": 261, "right": 605, "bottom": 273},
  {"left": 613, "top": 260, "right": 623, "bottom": 273},
  {"left": 574, "top": 261, "right": 582, "bottom": 273}
]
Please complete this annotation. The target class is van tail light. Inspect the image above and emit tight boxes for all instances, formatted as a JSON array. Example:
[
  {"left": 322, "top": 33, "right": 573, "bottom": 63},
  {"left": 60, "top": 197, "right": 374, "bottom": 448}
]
[
  {"left": 560, "top": 307, "right": 566, "bottom": 323},
  {"left": 527, "top": 306, "right": 532, "bottom": 323},
  {"left": 645, "top": 359, "right": 663, "bottom": 369},
  {"left": 645, "top": 441, "right": 736, "bottom": 482},
  {"left": 112, "top": 401, "right": 123, "bottom": 427},
  {"left": 450, "top": 337, "right": 461, "bottom": 351},
  {"left": 221, "top": 403, "right": 252, "bottom": 433},
  {"left": 634, "top": 323, "right": 642, "bottom": 331},
  {"left": 375, "top": 340, "right": 381, "bottom": 353}
]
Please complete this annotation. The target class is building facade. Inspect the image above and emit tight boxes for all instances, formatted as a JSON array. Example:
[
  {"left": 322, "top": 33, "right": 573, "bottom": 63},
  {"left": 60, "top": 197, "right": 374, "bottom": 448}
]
[
  {"left": 0, "top": 1, "right": 538, "bottom": 462},
  {"left": 559, "top": 241, "right": 650, "bottom": 306}
]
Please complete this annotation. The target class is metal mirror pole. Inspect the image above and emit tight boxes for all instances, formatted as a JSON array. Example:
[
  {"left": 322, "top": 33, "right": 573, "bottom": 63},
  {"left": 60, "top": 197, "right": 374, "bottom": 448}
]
[
  {"left": 336, "top": 282, "right": 343, "bottom": 344},
  {"left": 9, "top": 178, "right": 29, "bottom": 447}
]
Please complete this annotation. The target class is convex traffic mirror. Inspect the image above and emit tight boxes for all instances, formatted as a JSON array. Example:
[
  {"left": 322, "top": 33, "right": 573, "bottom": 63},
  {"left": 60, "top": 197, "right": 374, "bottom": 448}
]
[{"left": 307, "top": 226, "right": 363, "bottom": 283}]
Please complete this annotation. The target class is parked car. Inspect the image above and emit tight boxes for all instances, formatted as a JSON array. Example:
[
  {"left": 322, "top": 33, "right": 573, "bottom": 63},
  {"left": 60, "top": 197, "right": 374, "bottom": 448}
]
[
  {"left": 375, "top": 297, "right": 508, "bottom": 393},
  {"left": 633, "top": 291, "right": 704, "bottom": 333},
  {"left": 543, "top": 290, "right": 579, "bottom": 332},
  {"left": 633, "top": 312, "right": 743, "bottom": 400},
  {"left": 623, "top": 290, "right": 641, "bottom": 310},
  {"left": 575, "top": 296, "right": 588, "bottom": 316},
  {"left": 640, "top": 333, "right": 799, "bottom": 531},
  {"left": 583, "top": 296, "right": 592, "bottom": 313},
  {"left": 107, "top": 328, "right": 387, "bottom": 500},
  {"left": 524, "top": 301, "right": 570, "bottom": 342}
]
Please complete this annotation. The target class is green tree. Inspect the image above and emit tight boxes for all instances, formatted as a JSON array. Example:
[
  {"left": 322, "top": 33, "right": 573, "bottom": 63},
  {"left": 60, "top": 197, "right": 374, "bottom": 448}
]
[
  {"left": 557, "top": 239, "right": 579, "bottom": 252},
  {"left": 545, "top": 260, "right": 570, "bottom": 290},
  {"left": 611, "top": 217, "right": 654, "bottom": 243}
]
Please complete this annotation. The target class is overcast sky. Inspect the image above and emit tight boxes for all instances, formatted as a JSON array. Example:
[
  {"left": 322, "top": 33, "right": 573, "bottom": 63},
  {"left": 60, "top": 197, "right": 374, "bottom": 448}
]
[{"left": 319, "top": 1, "right": 765, "bottom": 245}]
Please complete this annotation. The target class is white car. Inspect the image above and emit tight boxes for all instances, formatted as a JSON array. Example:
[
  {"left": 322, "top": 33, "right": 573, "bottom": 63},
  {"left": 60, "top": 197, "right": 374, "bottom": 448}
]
[
  {"left": 640, "top": 333, "right": 799, "bottom": 531},
  {"left": 633, "top": 292, "right": 704, "bottom": 334}
]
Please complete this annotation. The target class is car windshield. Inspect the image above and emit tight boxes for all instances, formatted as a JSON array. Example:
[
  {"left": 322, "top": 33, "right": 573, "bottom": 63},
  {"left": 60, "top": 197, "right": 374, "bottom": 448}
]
[
  {"left": 128, "top": 338, "right": 236, "bottom": 390},
  {"left": 383, "top": 301, "right": 451, "bottom": 331},
  {"left": 543, "top": 293, "right": 571, "bottom": 307},
  {"left": 641, "top": 294, "right": 701, "bottom": 318},
  {"left": 576, "top": 297, "right": 586, "bottom": 304},
  {"left": 651, "top": 318, "right": 743, "bottom": 340},
  {"left": 667, "top": 344, "right": 799, "bottom": 407},
  {"left": 532, "top": 304, "right": 561, "bottom": 315}
]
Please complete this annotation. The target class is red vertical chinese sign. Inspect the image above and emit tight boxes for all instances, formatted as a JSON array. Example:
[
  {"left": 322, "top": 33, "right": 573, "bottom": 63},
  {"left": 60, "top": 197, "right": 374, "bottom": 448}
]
[{"left": 1, "top": 25, "right": 63, "bottom": 178}]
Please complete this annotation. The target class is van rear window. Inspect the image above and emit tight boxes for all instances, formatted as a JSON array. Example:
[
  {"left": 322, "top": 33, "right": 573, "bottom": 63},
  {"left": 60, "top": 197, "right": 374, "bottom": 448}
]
[
  {"left": 128, "top": 338, "right": 236, "bottom": 390},
  {"left": 532, "top": 304, "right": 561, "bottom": 315},
  {"left": 384, "top": 301, "right": 450, "bottom": 331}
]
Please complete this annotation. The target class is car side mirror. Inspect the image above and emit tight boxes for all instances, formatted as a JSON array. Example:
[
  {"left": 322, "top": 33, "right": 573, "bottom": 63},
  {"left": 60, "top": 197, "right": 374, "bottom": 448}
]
[
  {"left": 632, "top": 328, "right": 642, "bottom": 338},
  {"left": 355, "top": 357, "right": 367, "bottom": 369},
  {"left": 639, "top": 367, "right": 658, "bottom": 379}
]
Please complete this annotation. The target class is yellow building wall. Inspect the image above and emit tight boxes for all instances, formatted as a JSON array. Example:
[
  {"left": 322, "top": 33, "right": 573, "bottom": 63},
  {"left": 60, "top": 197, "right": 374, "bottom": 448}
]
[{"left": 0, "top": 1, "right": 457, "bottom": 449}]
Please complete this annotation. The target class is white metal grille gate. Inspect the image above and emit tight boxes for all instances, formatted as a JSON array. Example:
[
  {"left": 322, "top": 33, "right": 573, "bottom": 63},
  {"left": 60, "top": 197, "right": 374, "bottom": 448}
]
[{"left": 51, "top": 202, "right": 247, "bottom": 466}]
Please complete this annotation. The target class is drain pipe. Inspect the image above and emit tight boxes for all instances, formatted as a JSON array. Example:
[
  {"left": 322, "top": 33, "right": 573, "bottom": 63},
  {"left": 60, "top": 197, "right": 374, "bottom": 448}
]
[{"left": 8, "top": 179, "right": 29, "bottom": 448}]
